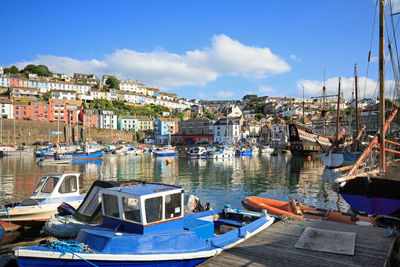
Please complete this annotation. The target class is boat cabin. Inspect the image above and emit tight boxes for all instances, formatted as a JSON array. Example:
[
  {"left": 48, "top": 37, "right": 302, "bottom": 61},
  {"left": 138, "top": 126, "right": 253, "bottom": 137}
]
[
  {"left": 30, "top": 172, "right": 80, "bottom": 200},
  {"left": 99, "top": 183, "right": 184, "bottom": 234}
]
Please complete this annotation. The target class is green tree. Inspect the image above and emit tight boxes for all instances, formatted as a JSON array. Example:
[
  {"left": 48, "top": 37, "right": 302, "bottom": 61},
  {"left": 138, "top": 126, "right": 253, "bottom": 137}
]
[
  {"left": 43, "top": 91, "right": 51, "bottom": 101},
  {"left": 207, "top": 113, "right": 214, "bottom": 119},
  {"left": 242, "top": 94, "right": 258, "bottom": 102},
  {"left": 23, "top": 64, "right": 52, "bottom": 76},
  {"left": 7, "top": 65, "right": 19, "bottom": 75},
  {"left": 255, "top": 113, "right": 265, "bottom": 120},
  {"left": 106, "top": 77, "right": 120, "bottom": 90},
  {"left": 177, "top": 112, "right": 185, "bottom": 120}
]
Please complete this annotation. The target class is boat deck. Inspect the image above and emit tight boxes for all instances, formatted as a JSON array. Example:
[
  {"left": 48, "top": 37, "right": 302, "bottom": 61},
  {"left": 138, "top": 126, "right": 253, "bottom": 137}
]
[{"left": 200, "top": 219, "right": 394, "bottom": 267}]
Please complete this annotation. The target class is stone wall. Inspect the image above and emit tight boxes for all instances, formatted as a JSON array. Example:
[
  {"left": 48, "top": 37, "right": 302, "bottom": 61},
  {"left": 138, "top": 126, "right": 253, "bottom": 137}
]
[{"left": 0, "top": 119, "right": 135, "bottom": 145}]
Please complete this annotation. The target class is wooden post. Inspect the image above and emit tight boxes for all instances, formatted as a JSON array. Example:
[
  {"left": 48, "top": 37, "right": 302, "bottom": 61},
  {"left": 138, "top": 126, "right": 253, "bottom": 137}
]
[{"left": 379, "top": 0, "right": 386, "bottom": 174}]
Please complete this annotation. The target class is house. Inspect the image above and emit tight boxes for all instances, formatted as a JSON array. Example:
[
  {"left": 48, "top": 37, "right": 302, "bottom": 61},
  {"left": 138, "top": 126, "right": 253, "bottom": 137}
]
[
  {"left": 0, "top": 76, "right": 9, "bottom": 88},
  {"left": 136, "top": 116, "right": 154, "bottom": 132},
  {"left": 220, "top": 104, "right": 242, "bottom": 118},
  {"left": 73, "top": 73, "right": 99, "bottom": 84},
  {"left": 153, "top": 117, "right": 179, "bottom": 144},
  {"left": 171, "top": 118, "right": 214, "bottom": 144},
  {"left": 10, "top": 87, "right": 40, "bottom": 99},
  {"left": 0, "top": 98, "right": 13, "bottom": 119},
  {"left": 51, "top": 89, "right": 77, "bottom": 100},
  {"left": 0, "top": 67, "right": 3, "bottom": 75},
  {"left": 119, "top": 79, "right": 146, "bottom": 95},
  {"left": 118, "top": 116, "right": 138, "bottom": 131},
  {"left": 99, "top": 109, "right": 117, "bottom": 129},
  {"left": 213, "top": 118, "right": 240, "bottom": 143},
  {"left": 80, "top": 109, "right": 99, "bottom": 128},
  {"left": 270, "top": 118, "right": 288, "bottom": 146},
  {"left": 9, "top": 76, "right": 20, "bottom": 87}
]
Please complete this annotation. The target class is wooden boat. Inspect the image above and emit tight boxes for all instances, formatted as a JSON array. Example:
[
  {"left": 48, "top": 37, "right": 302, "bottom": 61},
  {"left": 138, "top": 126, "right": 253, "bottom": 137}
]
[
  {"left": 12, "top": 183, "right": 274, "bottom": 266},
  {"left": 337, "top": 0, "right": 400, "bottom": 216},
  {"left": 241, "top": 196, "right": 376, "bottom": 226},
  {"left": 0, "top": 172, "right": 85, "bottom": 231}
]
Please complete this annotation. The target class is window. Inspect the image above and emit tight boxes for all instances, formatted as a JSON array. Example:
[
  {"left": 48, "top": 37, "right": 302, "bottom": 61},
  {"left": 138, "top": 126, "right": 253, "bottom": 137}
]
[
  {"left": 165, "top": 193, "right": 182, "bottom": 219},
  {"left": 123, "top": 197, "right": 141, "bottom": 223},
  {"left": 103, "top": 194, "right": 120, "bottom": 218},
  {"left": 41, "top": 177, "right": 59, "bottom": 193},
  {"left": 58, "top": 175, "right": 77, "bottom": 194},
  {"left": 145, "top": 196, "right": 162, "bottom": 223}
]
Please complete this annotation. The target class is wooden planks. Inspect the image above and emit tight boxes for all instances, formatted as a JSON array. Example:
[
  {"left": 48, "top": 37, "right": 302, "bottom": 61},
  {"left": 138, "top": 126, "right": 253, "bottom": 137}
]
[{"left": 200, "top": 219, "right": 393, "bottom": 267}]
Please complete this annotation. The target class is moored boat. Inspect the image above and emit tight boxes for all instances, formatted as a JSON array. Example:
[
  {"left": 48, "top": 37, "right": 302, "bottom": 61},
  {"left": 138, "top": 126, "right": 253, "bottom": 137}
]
[
  {"left": 241, "top": 196, "right": 376, "bottom": 226},
  {"left": 12, "top": 182, "right": 274, "bottom": 266},
  {"left": 261, "top": 145, "right": 274, "bottom": 154},
  {"left": 206, "top": 146, "right": 235, "bottom": 159},
  {"left": 153, "top": 146, "right": 178, "bottom": 157},
  {"left": 187, "top": 147, "right": 207, "bottom": 158},
  {"left": 0, "top": 172, "right": 85, "bottom": 231}
]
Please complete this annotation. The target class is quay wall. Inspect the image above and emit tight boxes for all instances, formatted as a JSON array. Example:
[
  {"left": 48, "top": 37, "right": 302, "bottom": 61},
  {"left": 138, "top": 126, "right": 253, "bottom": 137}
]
[{"left": 0, "top": 119, "right": 135, "bottom": 145}]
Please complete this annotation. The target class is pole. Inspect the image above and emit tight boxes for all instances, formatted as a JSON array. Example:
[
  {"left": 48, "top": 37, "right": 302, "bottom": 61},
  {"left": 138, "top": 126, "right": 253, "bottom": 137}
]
[
  {"left": 57, "top": 116, "right": 60, "bottom": 144},
  {"left": 323, "top": 69, "right": 326, "bottom": 136},
  {"left": 379, "top": 0, "right": 386, "bottom": 174},
  {"left": 13, "top": 118, "right": 16, "bottom": 145},
  {"left": 302, "top": 86, "right": 305, "bottom": 124},
  {"left": 355, "top": 64, "right": 360, "bottom": 134},
  {"left": 336, "top": 77, "right": 341, "bottom": 141}
]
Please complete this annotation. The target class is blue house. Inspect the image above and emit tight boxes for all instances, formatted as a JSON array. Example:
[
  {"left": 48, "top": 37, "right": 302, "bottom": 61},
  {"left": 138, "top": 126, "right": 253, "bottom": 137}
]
[{"left": 153, "top": 117, "right": 171, "bottom": 144}]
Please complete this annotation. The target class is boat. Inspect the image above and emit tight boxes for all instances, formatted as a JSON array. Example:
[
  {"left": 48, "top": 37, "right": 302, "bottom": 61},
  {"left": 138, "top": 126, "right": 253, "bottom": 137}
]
[
  {"left": 260, "top": 145, "right": 274, "bottom": 154},
  {"left": 236, "top": 147, "right": 253, "bottom": 156},
  {"left": 37, "top": 157, "right": 72, "bottom": 166},
  {"left": 0, "top": 172, "right": 85, "bottom": 231},
  {"left": 206, "top": 146, "right": 235, "bottom": 159},
  {"left": 0, "top": 146, "right": 34, "bottom": 157},
  {"left": 337, "top": 0, "right": 400, "bottom": 216},
  {"left": 241, "top": 196, "right": 376, "bottom": 226},
  {"left": 11, "top": 182, "right": 274, "bottom": 266},
  {"left": 104, "top": 144, "right": 116, "bottom": 154},
  {"left": 125, "top": 146, "right": 143, "bottom": 155},
  {"left": 70, "top": 149, "right": 104, "bottom": 161},
  {"left": 187, "top": 147, "right": 207, "bottom": 158},
  {"left": 153, "top": 146, "right": 178, "bottom": 157},
  {"left": 44, "top": 180, "right": 210, "bottom": 239},
  {"left": 288, "top": 122, "right": 331, "bottom": 155}
]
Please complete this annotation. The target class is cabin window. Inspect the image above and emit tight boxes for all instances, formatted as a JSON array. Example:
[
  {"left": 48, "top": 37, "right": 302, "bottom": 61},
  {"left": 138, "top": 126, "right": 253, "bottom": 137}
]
[
  {"left": 33, "top": 178, "right": 47, "bottom": 194},
  {"left": 41, "top": 177, "right": 60, "bottom": 193},
  {"left": 145, "top": 196, "right": 162, "bottom": 223},
  {"left": 77, "top": 186, "right": 101, "bottom": 216},
  {"left": 165, "top": 193, "right": 182, "bottom": 219},
  {"left": 58, "top": 175, "right": 77, "bottom": 194},
  {"left": 103, "top": 194, "right": 120, "bottom": 218},
  {"left": 122, "top": 197, "right": 141, "bottom": 223}
]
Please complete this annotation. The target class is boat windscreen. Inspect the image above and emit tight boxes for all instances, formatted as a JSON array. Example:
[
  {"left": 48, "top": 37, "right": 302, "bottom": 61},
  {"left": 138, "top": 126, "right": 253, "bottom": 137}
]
[{"left": 75, "top": 186, "right": 102, "bottom": 217}]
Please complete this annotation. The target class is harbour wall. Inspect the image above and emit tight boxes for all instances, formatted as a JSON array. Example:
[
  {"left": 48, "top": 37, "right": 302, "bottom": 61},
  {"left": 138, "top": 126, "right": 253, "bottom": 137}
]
[{"left": 0, "top": 119, "right": 135, "bottom": 145}]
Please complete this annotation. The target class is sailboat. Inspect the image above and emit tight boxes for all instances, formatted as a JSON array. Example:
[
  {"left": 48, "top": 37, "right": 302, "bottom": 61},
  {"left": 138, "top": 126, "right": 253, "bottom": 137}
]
[{"left": 337, "top": 0, "right": 400, "bottom": 216}]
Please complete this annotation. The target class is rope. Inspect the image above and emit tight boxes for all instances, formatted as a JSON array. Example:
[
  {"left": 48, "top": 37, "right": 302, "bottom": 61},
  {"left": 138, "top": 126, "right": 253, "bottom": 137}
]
[
  {"left": 6, "top": 208, "right": 12, "bottom": 233},
  {"left": 47, "top": 240, "right": 98, "bottom": 267}
]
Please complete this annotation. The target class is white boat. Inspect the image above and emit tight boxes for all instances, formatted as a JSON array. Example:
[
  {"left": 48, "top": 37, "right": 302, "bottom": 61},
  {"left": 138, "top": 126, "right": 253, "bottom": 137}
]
[
  {"left": 0, "top": 172, "right": 85, "bottom": 231},
  {"left": 207, "top": 146, "right": 235, "bottom": 159},
  {"left": 261, "top": 145, "right": 274, "bottom": 154},
  {"left": 187, "top": 147, "right": 207, "bottom": 158},
  {"left": 1, "top": 146, "right": 34, "bottom": 156},
  {"left": 125, "top": 147, "right": 143, "bottom": 155}
]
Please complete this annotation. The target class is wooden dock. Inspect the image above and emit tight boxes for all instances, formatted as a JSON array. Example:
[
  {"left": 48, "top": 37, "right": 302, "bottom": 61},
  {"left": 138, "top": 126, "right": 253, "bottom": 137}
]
[{"left": 200, "top": 219, "right": 394, "bottom": 267}]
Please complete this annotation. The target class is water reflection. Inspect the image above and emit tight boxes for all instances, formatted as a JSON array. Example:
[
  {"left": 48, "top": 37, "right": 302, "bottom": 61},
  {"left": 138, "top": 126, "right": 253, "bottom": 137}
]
[{"left": 0, "top": 152, "right": 348, "bottom": 212}]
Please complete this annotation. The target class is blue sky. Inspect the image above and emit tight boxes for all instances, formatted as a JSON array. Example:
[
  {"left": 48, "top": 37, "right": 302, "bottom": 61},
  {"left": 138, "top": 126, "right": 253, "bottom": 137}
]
[{"left": 2, "top": 0, "right": 400, "bottom": 100}]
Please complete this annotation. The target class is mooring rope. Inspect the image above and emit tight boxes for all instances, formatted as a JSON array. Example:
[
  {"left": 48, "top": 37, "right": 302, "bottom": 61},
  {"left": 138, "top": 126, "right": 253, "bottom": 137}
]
[{"left": 47, "top": 240, "right": 98, "bottom": 267}]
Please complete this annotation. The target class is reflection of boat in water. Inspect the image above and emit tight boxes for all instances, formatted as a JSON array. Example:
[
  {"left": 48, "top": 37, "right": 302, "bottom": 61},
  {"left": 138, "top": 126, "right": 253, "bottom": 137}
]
[
  {"left": 321, "top": 167, "right": 344, "bottom": 182},
  {"left": 321, "top": 151, "right": 361, "bottom": 168},
  {"left": 12, "top": 182, "right": 274, "bottom": 266},
  {"left": 187, "top": 147, "right": 207, "bottom": 159}
]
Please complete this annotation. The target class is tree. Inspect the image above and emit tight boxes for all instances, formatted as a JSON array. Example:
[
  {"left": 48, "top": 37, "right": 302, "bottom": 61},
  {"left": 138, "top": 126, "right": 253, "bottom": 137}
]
[
  {"left": 207, "top": 113, "right": 214, "bottom": 119},
  {"left": 43, "top": 91, "right": 51, "bottom": 101},
  {"left": 256, "top": 113, "right": 265, "bottom": 120},
  {"left": 106, "top": 77, "right": 120, "bottom": 90},
  {"left": 22, "top": 64, "right": 52, "bottom": 76},
  {"left": 6, "top": 65, "right": 19, "bottom": 75},
  {"left": 243, "top": 94, "right": 258, "bottom": 102},
  {"left": 177, "top": 112, "right": 185, "bottom": 120}
]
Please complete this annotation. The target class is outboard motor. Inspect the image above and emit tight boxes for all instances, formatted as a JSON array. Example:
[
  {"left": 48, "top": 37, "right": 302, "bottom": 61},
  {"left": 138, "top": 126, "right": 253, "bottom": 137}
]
[{"left": 57, "top": 202, "right": 76, "bottom": 216}]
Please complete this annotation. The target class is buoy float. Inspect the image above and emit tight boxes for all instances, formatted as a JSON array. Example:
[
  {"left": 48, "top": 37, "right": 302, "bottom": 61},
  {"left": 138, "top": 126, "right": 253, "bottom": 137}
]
[
  {"left": 166, "top": 159, "right": 171, "bottom": 164},
  {"left": 307, "top": 156, "right": 311, "bottom": 161}
]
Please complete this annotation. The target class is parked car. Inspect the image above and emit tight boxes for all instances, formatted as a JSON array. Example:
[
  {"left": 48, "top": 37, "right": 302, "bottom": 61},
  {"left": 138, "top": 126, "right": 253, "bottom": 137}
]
[{"left": 116, "top": 140, "right": 126, "bottom": 145}]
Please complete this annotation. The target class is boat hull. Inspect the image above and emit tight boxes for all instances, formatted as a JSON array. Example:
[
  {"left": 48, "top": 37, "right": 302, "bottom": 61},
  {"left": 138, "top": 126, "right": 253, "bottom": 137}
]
[
  {"left": 339, "top": 176, "right": 400, "bottom": 216},
  {"left": 321, "top": 152, "right": 360, "bottom": 168},
  {"left": 71, "top": 150, "right": 104, "bottom": 160}
]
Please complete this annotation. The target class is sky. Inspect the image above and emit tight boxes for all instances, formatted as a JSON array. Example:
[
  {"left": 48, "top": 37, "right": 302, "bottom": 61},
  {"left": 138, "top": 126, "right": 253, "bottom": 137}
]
[{"left": 2, "top": 0, "right": 400, "bottom": 101}]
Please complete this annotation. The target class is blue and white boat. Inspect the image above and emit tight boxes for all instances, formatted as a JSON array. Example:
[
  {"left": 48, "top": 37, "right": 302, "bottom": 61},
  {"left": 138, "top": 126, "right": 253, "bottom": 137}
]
[
  {"left": 187, "top": 147, "right": 207, "bottom": 159},
  {"left": 236, "top": 148, "right": 253, "bottom": 156},
  {"left": 12, "top": 183, "right": 274, "bottom": 266},
  {"left": 153, "top": 146, "right": 178, "bottom": 157},
  {"left": 206, "top": 146, "right": 235, "bottom": 159}
]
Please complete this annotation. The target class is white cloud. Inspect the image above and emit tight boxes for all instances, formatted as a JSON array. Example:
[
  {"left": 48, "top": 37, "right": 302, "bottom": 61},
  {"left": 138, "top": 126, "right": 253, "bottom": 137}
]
[
  {"left": 216, "top": 91, "right": 235, "bottom": 98},
  {"left": 296, "top": 77, "right": 396, "bottom": 99},
  {"left": 14, "top": 34, "right": 290, "bottom": 90},
  {"left": 290, "top": 54, "right": 301, "bottom": 62},
  {"left": 258, "top": 85, "right": 275, "bottom": 94}
]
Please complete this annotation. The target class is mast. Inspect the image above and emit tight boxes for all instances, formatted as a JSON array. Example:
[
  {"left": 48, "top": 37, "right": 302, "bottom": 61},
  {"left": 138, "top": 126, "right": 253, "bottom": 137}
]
[
  {"left": 323, "top": 69, "right": 326, "bottom": 136},
  {"left": 355, "top": 64, "right": 360, "bottom": 134},
  {"left": 336, "top": 77, "right": 341, "bottom": 141},
  {"left": 379, "top": 0, "right": 386, "bottom": 174},
  {"left": 302, "top": 86, "right": 305, "bottom": 124}
]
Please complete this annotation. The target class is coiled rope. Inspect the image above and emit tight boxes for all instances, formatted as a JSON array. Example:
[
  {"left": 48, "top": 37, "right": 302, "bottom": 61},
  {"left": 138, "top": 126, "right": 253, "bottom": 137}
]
[{"left": 46, "top": 240, "right": 98, "bottom": 267}]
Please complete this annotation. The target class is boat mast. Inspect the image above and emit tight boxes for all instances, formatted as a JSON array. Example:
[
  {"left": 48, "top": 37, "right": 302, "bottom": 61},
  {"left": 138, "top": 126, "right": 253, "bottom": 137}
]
[
  {"left": 379, "top": 0, "right": 386, "bottom": 174},
  {"left": 302, "top": 86, "right": 305, "bottom": 124},
  {"left": 355, "top": 64, "right": 360, "bottom": 134},
  {"left": 323, "top": 69, "right": 326, "bottom": 136},
  {"left": 336, "top": 77, "right": 341, "bottom": 141}
]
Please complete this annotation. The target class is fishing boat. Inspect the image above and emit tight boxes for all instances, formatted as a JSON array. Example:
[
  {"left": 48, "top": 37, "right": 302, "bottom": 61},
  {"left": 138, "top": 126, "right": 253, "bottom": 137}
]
[
  {"left": 337, "top": 0, "right": 400, "bottom": 216},
  {"left": 0, "top": 146, "right": 34, "bottom": 157},
  {"left": 0, "top": 172, "right": 85, "bottom": 231},
  {"left": 236, "top": 147, "right": 253, "bottom": 156},
  {"left": 260, "top": 145, "right": 274, "bottom": 154},
  {"left": 153, "top": 146, "right": 178, "bottom": 157},
  {"left": 70, "top": 149, "right": 104, "bottom": 161},
  {"left": 44, "top": 180, "right": 210, "bottom": 239},
  {"left": 187, "top": 147, "right": 207, "bottom": 158},
  {"left": 125, "top": 147, "right": 143, "bottom": 155},
  {"left": 206, "top": 146, "right": 235, "bottom": 159},
  {"left": 241, "top": 196, "right": 376, "bottom": 226},
  {"left": 12, "top": 182, "right": 274, "bottom": 266}
]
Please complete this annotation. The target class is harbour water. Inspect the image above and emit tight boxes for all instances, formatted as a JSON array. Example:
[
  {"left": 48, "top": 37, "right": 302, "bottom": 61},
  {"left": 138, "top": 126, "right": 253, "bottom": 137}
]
[{"left": 0, "top": 152, "right": 350, "bottom": 255}]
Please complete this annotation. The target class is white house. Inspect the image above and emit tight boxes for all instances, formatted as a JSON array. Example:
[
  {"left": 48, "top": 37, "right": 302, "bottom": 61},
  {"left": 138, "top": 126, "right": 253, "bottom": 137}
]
[
  {"left": 99, "top": 109, "right": 117, "bottom": 129},
  {"left": 118, "top": 115, "right": 138, "bottom": 131},
  {"left": 0, "top": 98, "right": 13, "bottom": 119},
  {"left": 213, "top": 118, "right": 240, "bottom": 143},
  {"left": 51, "top": 89, "right": 77, "bottom": 100}
]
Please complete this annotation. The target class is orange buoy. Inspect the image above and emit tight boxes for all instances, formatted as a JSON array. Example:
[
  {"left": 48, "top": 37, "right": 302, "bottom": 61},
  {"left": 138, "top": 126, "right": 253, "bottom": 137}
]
[
  {"left": 166, "top": 159, "right": 171, "bottom": 164},
  {"left": 307, "top": 155, "right": 311, "bottom": 161}
]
